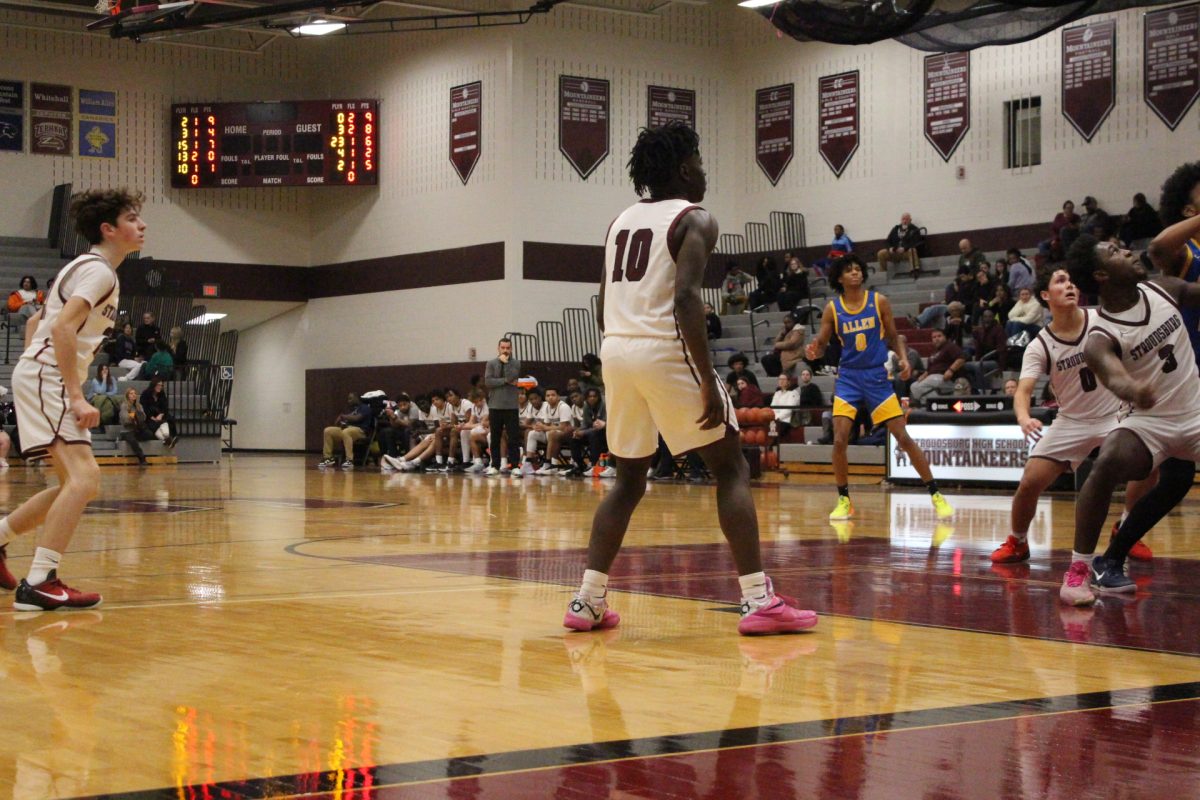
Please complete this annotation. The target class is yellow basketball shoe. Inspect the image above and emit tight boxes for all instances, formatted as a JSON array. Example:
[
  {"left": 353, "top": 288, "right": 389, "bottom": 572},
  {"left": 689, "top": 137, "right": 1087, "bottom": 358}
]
[
  {"left": 931, "top": 492, "right": 955, "bottom": 519},
  {"left": 829, "top": 496, "right": 854, "bottom": 520}
]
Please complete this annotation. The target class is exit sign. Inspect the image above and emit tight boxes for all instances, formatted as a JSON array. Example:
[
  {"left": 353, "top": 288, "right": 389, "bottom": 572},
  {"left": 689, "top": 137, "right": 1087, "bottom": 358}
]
[{"left": 201, "top": 283, "right": 220, "bottom": 298}]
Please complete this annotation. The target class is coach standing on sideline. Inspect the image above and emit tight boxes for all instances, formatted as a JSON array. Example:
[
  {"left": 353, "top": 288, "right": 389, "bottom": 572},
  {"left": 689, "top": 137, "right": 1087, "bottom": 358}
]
[{"left": 484, "top": 337, "right": 522, "bottom": 476}]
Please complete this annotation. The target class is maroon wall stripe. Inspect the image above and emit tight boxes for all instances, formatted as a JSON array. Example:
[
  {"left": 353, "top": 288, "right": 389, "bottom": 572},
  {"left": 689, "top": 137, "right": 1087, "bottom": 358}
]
[{"left": 522, "top": 241, "right": 604, "bottom": 283}]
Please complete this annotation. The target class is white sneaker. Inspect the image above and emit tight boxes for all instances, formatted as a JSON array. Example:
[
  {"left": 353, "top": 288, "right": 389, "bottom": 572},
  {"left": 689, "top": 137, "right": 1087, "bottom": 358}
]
[
  {"left": 467, "top": 461, "right": 485, "bottom": 473},
  {"left": 0, "top": 458, "right": 9, "bottom": 469},
  {"left": 341, "top": 460, "right": 354, "bottom": 470},
  {"left": 535, "top": 464, "right": 557, "bottom": 475},
  {"left": 598, "top": 466, "right": 617, "bottom": 478},
  {"left": 380, "top": 454, "right": 402, "bottom": 472},
  {"left": 483, "top": 466, "right": 500, "bottom": 476}
]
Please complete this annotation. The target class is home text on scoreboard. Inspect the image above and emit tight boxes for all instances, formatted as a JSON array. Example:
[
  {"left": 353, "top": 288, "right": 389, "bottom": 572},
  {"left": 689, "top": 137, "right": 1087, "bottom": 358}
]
[{"left": 170, "top": 99, "right": 379, "bottom": 188}]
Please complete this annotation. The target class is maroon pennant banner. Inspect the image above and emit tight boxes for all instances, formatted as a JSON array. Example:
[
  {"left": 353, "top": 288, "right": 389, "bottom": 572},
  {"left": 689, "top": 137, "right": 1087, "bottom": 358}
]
[
  {"left": 1062, "top": 19, "right": 1116, "bottom": 142},
  {"left": 559, "top": 75, "right": 609, "bottom": 180},
  {"left": 818, "top": 71, "right": 859, "bottom": 178},
  {"left": 30, "top": 82, "right": 71, "bottom": 156},
  {"left": 755, "top": 83, "right": 793, "bottom": 185},
  {"left": 1144, "top": 3, "right": 1200, "bottom": 130},
  {"left": 449, "top": 81, "right": 482, "bottom": 185},
  {"left": 647, "top": 85, "right": 695, "bottom": 130},
  {"left": 924, "top": 52, "right": 970, "bottom": 162}
]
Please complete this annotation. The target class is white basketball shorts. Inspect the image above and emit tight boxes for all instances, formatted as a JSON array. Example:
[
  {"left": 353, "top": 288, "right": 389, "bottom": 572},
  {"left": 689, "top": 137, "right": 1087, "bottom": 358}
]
[
  {"left": 1028, "top": 415, "right": 1117, "bottom": 471},
  {"left": 1114, "top": 410, "right": 1200, "bottom": 468},
  {"left": 601, "top": 335, "right": 737, "bottom": 459},
  {"left": 12, "top": 358, "right": 92, "bottom": 460}
]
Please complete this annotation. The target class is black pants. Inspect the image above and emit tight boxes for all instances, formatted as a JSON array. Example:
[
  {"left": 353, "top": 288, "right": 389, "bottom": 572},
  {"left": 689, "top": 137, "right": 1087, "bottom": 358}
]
[
  {"left": 377, "top": 425, "right": 411, "bottom": 457},
  {"left": 489, "top": 408, "right": 521, "bottom": 468},
  {"left": 121, "top": 428, "right": 155, "bottom": 461},
  {"left": 570, "top": 428, "right": 608, "bottom": 469}
]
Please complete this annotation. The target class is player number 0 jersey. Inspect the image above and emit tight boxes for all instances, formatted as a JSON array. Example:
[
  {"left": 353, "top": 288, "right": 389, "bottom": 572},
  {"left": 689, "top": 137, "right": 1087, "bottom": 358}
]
[
  {"left": 1019, "top": 309, "right": 1119, "bottom": 421},
  {"left": 603, "top": 198, "right": 700, "bottom": 339},
  {"left": 22, "top": 253, "right": 119, "bottom": 382}
]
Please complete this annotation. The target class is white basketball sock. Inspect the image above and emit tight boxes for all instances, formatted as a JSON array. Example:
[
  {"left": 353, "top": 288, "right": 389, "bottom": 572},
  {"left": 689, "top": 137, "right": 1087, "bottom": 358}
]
[
  {"left": 579, "top": 569, "right": 608, "bottom": 601},
  {"left": 738, "top": 571, "right": 768, "bottom": 603},
  {"left": 0, "top": 517, "right": 13, "bottom": 547},
  {"left": 27, "top": 547, "right": 62, "bottom": 585}
]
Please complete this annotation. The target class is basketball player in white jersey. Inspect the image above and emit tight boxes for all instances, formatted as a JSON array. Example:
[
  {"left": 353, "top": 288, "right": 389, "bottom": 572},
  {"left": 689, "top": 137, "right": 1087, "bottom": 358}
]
[
  {"left": 0, "top": 189, "right": 143, "bottom": 611},
  {"left": 992, "top": 265, "right": 1151, "bottom": 564},
  {"left": 564, "top": 123, "right": 816, "bottom": 636},
  {"left": 1059, "top": 234, "right": 1200, "bottom": 605}
]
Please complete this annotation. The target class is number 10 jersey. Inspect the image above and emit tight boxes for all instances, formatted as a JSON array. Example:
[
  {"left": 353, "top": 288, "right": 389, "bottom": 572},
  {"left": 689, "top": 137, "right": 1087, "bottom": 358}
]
[{"left": 602, "top": 198, "right": 701, "bottom": 339}]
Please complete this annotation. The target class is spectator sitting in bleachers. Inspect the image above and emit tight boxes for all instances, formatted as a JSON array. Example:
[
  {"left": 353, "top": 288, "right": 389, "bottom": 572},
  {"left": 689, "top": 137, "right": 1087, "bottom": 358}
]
[
  {"left": 962, "top": 310, "right": 1008, "bottom": 393},
  {"left": 568, "top": 388, "right": 608, "bottom": 477},
  {"left": 944, "top": 301, "right": 968, "bottom": 347},
  {"left": 990, "top": 283, "right": 1015, "bottom": 324},
  {"left": 725, "top": 352, "right": 759, "bottom": 389},
  {"left": 972, "top": 268, "right": 995, "bottom": 325},
  {"left": 1041, "top": 199, "right": 1081, "bottom": 261},
  {"left": 86, "top": 363, "right": 121, "bottom": 426},
  {"left": 887, "top": 336, "right": 924, "bottom": 400},
  {"left": 748, "top": 256, "right": 782, "bottom": 311},
  {"left": 1006, "top": 249, "right": 1035, "bottom": 294},
  {"left": 527, "top": 387, "right": 574, "bottom": 475},
  {"left": 143, "top": 340, "right": 175, "bottom": 381},
  {"left": 993, "top": 258, "right": 1010, "bottom": 289},
  {"left": 140, "top": 378, "right": 179, "bottom": 449},
  {"left": 797, "top": 368, "right": 824, "bottom": 425},
  {"left": 119, "top": 386, "right": 154, "bottom": 467},
  {"left": 735, "top": 376, "right": 765, "bottom": 408},
  {"left": 318, "top": 392, "right": 374, "bottom": 469},
  {"left": 1120, "top": 192, "right": 1163, "bottom": 246},
  {"left": 760, "top": 313, "right": 805, "bottom": 378},
  {"left": 704, "top": 302, "right": 722, "bottom": 340},
  {"left": 776, "top": 257, "right": 811, "bottom": 314},
  {"left": 8, "top": 275, "right": 43, "bottom": 322},
  {"left": 578, "top": 353, "right": 603, "bottom": 393},
  {"left": 1003, "top": 378, "right": 1018, "bottom": 396},
  {"left": 813, "top": 224, "right": 853, "bottom": 275},
  {"left": 168, "top": 326, "right": 188, "bottom": 374},
  {"left": 877, "top": 212, "right": 924, "bottom": 279},
  {"left": 720, "top": 261, "right": 752, "bottom": 315},
  {"left": 112, "top": 321, "right": 138, "bottom": 364},
  {"left": 769, "top": 374, "right": 800, "bottom": 438},
  {"left": 949, "top": 267, "right": 980, "bottom": 311},
  {"left": 910, "top": 329, "right": 965, "bottom": 405},
  {"left": 1005, "top": 287, "right": 1043, "bottom": 341},
  {"left": 135, "top": 311, "right": 161, "bottom": 359},
  {"left": 1080, "top": 195, "right": 1112, "bottom": 238}
]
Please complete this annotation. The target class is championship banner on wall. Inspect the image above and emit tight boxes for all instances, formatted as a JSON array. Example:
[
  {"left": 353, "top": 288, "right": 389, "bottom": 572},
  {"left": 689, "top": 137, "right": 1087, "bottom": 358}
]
[
  {"left": 559, "top": 75, "right": 609, "bottom": 180},
  {"left": 78, "top": 88, "right": 116, "bottom": 159},
  {"left": 924, "top": 52, "right": 970, "bottom": 161},
  {"left": 30, "top": 82, "right": 71, "bottom": 156},
  {"left": 647, "top": 85, "right": 695, "bottom": 130},
  {"left": 1144, "top": 3, "right": 1199, "bottom": 130},
  {"left": 754, "top": 83, "right": 793, "bottom": 185},
  {"left": 0, "top": 80, "right": 23, "bottom": 153},
  {"left": 449, "top": 81, "right": 481, "bottom": 185},
  {"left": 888, "top": 424, "right": 1031, "bottom": 484},
  {"left": 818, "top": 70, "right": 859, "bottom": 177},
  {"left": 1062, "top": 19, "right": 1116, "bottom": 141}
]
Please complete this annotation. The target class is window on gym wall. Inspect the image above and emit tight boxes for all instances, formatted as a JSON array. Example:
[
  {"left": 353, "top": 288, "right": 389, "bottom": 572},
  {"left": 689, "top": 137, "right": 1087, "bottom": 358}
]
[{"left": 1004, "top": 96, "right": 1041, "bottom": 169}]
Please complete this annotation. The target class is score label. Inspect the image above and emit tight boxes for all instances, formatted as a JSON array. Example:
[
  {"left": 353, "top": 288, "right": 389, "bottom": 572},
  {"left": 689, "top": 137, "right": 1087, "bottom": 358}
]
[{"left": 170, "top": 99, "right": 379, "bottom": 188}]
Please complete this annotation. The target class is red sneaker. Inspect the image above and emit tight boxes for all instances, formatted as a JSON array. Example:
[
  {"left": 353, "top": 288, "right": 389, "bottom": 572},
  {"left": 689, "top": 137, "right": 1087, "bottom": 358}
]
[
  {"left": 13, "top": 571, "right": 102, "bottom": 612},
  {"left": 1111, "top": 522, "right": 1152, "bottom": 561},
  {"left": 990, "top": 535, "right": 1030, "bottom": 563},
  {"left": 0, "top": 545, "right": 15, "bottom": 591}
]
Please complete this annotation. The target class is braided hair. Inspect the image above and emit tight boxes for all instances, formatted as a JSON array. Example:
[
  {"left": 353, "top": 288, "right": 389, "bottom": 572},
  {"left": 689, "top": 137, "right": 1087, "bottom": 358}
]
[{"left": 627, "top": 122, "right": 699, "bottom": 197}]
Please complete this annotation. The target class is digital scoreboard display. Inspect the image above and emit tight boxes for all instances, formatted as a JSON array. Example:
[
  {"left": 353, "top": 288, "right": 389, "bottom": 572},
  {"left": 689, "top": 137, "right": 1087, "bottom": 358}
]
[{"left": 171, "top": 99, "right": 378, "bottom": 188}]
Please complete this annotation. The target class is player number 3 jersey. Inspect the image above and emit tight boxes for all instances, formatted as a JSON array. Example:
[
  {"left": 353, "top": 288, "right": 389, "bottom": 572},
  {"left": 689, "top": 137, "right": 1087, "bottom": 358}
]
[
  {"left": 603, "top": 198, "right": 700, "bottom": 339},
  {"left": 23, "top": 253, "right": 119, "bottom": 382}
]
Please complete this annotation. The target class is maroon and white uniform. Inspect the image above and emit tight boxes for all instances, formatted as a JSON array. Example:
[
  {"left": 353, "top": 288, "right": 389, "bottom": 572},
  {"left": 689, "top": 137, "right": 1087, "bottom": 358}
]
[
  {"left": 601, "top": 199, "right": 735, "bottom": 458},
  {"left": 1089, "top": 281, "right": 1200, "bottom": 467},
  {"left": 1022, "top": 309, "right": 1121, "bottom": 469},
  {"left": 13, "top": 253, "right": 118, "bottom": 459}
]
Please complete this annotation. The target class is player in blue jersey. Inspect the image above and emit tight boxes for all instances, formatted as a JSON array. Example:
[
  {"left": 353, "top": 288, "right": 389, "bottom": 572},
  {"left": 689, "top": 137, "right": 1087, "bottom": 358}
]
[
  {"left": 806, "top": 254, "right": 954, "bottom": 521},
  {"left": 1149, "top": 161, "right": 1200, "bottom": 370}
]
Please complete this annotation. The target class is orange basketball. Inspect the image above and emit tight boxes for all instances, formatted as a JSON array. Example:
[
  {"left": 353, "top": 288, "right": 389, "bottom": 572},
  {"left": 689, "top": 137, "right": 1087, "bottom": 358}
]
[
  {"left": 755, "top": 429, "right": 767, "bottom": 446},
  {"left": 736, "top": 408, "right": 749, "bottom": 425},
  {"left": 761, "top": 408, "right": 775, "bottom": 423}
]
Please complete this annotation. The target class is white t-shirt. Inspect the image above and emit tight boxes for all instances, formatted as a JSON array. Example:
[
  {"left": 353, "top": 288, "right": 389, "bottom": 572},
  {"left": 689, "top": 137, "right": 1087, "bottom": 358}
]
[
  {"left": 24, "top": 254, "right": 119, "bottom": 381},
  {"left": 426, "top": 402, "right": 453, "bottom": 426},
  {"left": 603, "top": 198, "right": 701, "bottom": 339},
  {"left": 769, "top": 388, "right": 801, "bottom": 425},
  {"left": 519, "top": 402, "right": 537, "bottom": 422},
  {"left": 1020, "top": 309, "right": 1119, "bottom": 421},
  {"left": 452, "top": 398, "right": 473, "bottom": 423},
  {"left": 469, "top": 399, "right": 489, "bottom": 424},
  {"left": 536, "top": 400, "right": 574, "bottom": 426}
]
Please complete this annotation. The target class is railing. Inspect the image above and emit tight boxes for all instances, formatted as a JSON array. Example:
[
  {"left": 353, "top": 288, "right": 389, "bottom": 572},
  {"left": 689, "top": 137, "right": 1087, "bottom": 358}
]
[{"left": 165, "top": 363, "right": 234, "bottom": 437}]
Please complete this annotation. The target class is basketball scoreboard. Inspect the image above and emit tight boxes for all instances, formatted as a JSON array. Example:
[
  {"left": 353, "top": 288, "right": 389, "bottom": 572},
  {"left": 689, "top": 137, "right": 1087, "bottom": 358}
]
[{"left": 171, "top": 99, "right": 378, "bottom": 188}]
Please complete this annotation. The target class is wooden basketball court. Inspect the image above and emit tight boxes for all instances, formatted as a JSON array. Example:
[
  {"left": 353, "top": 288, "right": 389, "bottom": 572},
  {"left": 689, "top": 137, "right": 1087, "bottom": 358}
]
[{"left": 1, "top": 454, "right": 1198, "bottom": 798}]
